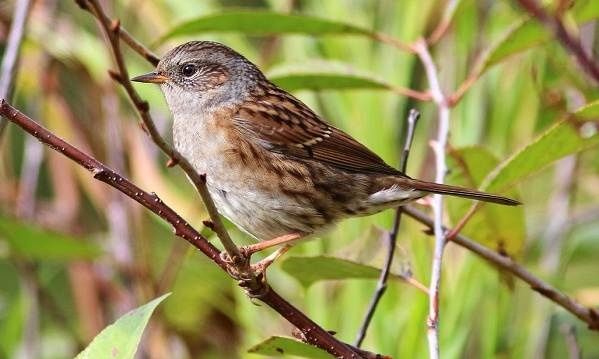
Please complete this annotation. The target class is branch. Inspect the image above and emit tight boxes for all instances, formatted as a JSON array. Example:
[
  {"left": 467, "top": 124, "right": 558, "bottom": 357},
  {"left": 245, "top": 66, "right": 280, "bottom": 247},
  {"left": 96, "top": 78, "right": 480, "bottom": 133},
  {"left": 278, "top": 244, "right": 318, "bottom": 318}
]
[
  {"left": 80, "top": 0, "right": 241, "bottom": 261},
  {"left": 403, "top": 206, "right": 599, "bottom": 331},
  {"left": 74, "top": 0, "right": 159, "bottom": 66},
  {"left": 515, "top": 0, "right": 599, "bottom": 83},
  {"left": 414, "top": 38, "right": 451, "bottom": 359},
  {"left": 0, "top": 0, "right": 33, "bottom": 137},
  {"left": 354, "top": 109, "right": 421, "bottom": 347},
  {"left": 0, "top": 100, "right": 365, "bottom": 358}
]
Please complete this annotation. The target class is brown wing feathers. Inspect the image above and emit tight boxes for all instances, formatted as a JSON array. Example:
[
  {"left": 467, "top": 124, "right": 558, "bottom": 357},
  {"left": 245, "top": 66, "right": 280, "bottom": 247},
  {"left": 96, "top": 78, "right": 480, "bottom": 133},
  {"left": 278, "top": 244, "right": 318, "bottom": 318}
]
[
  {"left": 234, "top": 83, "right": 400, "bottom": 175},
  {"left": 234, "top": 82, "right": 519, "bottom": 206}
]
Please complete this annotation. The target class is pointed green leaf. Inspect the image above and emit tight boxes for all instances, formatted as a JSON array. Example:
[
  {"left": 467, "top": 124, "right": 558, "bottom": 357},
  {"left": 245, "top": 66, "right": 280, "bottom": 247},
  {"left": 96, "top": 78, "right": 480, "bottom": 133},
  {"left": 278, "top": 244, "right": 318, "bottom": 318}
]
[
  {"left": 267, "top": 61, "right": 395, "bottom": 91},
  {"left": 281, "top": 255, "right": 409, "bottom": 288},
  {"left": 76, "top": 293, "right": 171, "bottom": 359},
  {"left": 481, "top": 116, "right": 599, "bottom": 193},
  {"left": 159, "top": 11, "right": 372, "bottom": 43},
  {"left": 0, "top": 217, "right": 101, "bottom": 261},
  {"left": 480, "top": 19, "right": 549, "bottom": 73},
  {"left": 447, "top": 147, "right": 525, "bottom": 255},
  {"left": 572, "top": 0, "right": 599, "bottom": 23},
  {"left": 574, "top": 99, "right": 599, "bottom": 120},
  {"left": 248, "top": 336, "right": 332, "bottom": 358}
]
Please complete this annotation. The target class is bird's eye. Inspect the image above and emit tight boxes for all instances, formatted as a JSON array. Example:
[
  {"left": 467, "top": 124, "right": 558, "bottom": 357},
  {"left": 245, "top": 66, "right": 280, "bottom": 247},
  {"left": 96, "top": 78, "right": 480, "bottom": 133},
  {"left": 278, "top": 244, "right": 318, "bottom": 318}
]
[{"left": 181, "top": 64, "right": 197, "bottom": 77}]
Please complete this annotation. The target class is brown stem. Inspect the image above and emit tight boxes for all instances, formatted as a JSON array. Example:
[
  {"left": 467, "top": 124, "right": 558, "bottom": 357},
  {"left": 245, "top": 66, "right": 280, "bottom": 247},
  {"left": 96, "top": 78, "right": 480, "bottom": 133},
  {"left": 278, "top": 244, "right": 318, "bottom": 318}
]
[
  {"left": 403, "top": 206, "right": 599, "bottom": 331},
  {"left": 0, "top": 100, "right": 364, "bottom": 358},
  {"left": 82, "top": 0, "right": 241, "bottom": 261},
  {"left": 74, "top": 0, "right": 160, "bottom": 66},
  {"left": 515, "top": 0, "right": 599, "bottom": 83},
  {"left": 354, "top": 109, "right": 421, "bottom": 347}
]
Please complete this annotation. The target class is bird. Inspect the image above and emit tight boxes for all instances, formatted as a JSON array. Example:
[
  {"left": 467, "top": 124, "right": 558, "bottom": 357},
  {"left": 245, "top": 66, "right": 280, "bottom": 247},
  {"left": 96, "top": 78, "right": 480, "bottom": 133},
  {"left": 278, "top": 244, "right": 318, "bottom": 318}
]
[{"left": 132, "top": 41, "right": 519, "bottom": 270}]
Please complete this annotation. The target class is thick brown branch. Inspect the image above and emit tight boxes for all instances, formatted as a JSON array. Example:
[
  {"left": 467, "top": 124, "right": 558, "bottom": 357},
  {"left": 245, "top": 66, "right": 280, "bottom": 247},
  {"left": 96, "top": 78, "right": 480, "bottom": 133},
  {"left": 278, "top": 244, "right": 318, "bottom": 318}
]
[
  {"left": 515, "top": 0, "right": 599, "bottom": 83},
  {"left": 0, "top": 100, "right": 364, "bottom": 358},
  {"left": 403, "top": 206, "right": 599, "bottom": 331}
]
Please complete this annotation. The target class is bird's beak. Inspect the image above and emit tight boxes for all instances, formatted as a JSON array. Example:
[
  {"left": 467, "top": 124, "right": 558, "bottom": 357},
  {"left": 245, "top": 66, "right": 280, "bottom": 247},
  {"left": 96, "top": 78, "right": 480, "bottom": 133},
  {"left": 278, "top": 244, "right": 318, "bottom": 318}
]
[{"left": 131, "top": 71, "right": 169, "bottom": 84}]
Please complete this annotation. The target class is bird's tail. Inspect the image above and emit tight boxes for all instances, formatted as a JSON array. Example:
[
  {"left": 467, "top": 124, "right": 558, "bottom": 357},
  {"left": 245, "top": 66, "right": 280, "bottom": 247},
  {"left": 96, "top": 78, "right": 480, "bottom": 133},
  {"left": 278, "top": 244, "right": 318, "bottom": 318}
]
[{"left": 396, "top": 177, "right": 521, "bottom": 206}]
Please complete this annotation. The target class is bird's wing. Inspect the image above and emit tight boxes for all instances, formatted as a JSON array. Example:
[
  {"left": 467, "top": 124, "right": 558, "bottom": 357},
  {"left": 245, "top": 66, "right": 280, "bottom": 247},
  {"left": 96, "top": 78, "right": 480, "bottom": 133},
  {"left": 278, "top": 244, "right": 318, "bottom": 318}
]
[{"left": 232, "top": 83, "right": 401, "bottom": 176}]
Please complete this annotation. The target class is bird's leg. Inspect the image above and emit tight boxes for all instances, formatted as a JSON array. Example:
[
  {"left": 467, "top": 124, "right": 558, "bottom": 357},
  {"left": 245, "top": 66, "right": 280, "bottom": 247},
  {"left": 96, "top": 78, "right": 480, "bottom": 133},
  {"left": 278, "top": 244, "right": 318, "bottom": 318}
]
[
  {"left": 251, "top": 244, "right": 293, "bottom": 274},
  {"left": 221, "top": 233, "right": 301, "bottom": 284},
  {"left": 241, "top": 233, "right": 302, "bottom": 257}
]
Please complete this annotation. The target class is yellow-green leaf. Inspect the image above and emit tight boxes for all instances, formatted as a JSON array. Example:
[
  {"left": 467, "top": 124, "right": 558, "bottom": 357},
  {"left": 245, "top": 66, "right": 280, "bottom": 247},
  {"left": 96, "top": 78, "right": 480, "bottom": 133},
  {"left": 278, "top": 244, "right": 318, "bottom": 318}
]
[
  {"left": 267, "top": 61, "right": 393, "bottom": 92},
  {"left": 281, "top": 255, "right": 408, "bottom": 288},
  {"left": 481, "top": 117, "right": 599, "bottom": 193},
  {"left": 76, "top": 293, "right": 171, "bottom": 359},
  {"left": 575, "top": 99, "right": 599, "bottom": 120},
  {"left": 447, "top": 146, "right": 525, "bottom": 255},
  {"left": 480, "top": 19, "right": 549, "bottom": 73},
  {"left": 159, "top": 11, "right": 372, "bottom": 43},
  {"left": 0, "top": 217, "right": 101, "bottom": 261}
]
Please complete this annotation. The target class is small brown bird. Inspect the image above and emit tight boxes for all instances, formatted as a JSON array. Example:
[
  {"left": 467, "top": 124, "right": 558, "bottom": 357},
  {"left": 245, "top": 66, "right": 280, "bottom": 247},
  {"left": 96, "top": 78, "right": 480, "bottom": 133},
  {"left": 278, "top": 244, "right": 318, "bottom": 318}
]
[{"left": 132, "top": 41, "right": 518, "bottom": 266}]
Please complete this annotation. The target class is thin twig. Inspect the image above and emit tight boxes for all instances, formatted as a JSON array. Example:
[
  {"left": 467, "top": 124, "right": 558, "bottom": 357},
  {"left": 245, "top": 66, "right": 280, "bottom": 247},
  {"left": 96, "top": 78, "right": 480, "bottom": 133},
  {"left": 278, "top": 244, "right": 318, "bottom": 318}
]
[
  {"left": 414, "top": 38, "right": 450, "bottom": 359},
  {"left": 561, "top": 324, "right": 582, "bottom": 359},
  {"left": 81, "top": 0, "right": 241, "bottom": 261},
  {"left": 403, "top": 206, "right": 599, "bottom": 331},
  {"left": 0, "top": 0, "right": 33, "bottom": 137},
  {"left": 371, "top": 32, "right": 416, "bottom": 53},
  {"left": 74, "top": 0, "right": 159, "bottom": 66},
  {"left": 515, "top": 0, "right": 599, "bottom": 83},
  {"left": 427, "top": 0, "right": 460, "bottom": 45},
  {"left": 0, "top": 100, "right": 364, "bottom": 358},
  {"left": 354, "top": 109, "right": 421, "bottom": 347}
]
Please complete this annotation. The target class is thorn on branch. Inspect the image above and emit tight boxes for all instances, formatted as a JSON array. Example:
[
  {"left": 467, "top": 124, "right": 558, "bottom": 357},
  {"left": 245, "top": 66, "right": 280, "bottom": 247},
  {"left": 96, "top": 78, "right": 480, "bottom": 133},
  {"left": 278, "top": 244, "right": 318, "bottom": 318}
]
[
  {"left": 107, "top": 69, "right": 122, "bottom": 83},
  {"left": 137, "top": 100, "right": 149, "bottom": 113},
  {"left": 202, "top": 220, "right": 215, "bottom": 230},
  {"left": 74, "top": 0, "right": 88, "bottom": 10},
  {"left": 109, "top": 19, "right": 120, "bottom": 34},
  {"left": 165, "top": 156, "right": 179, "bottom": 167},
  {"left": 199, "top": 174, "right": 207, "bottom": 183}
]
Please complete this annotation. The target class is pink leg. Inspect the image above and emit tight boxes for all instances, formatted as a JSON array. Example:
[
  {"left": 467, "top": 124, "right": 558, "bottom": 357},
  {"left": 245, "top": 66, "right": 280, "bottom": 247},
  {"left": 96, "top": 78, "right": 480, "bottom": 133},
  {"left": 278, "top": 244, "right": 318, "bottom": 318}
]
[{"left": 242, "top": 233, "right": 302, "bottom": 256}]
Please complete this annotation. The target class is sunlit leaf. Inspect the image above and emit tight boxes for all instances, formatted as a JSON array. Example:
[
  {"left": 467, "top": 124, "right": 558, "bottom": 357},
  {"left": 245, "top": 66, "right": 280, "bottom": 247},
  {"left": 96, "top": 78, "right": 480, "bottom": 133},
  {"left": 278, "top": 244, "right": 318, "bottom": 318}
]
[
  {"left": 159, "top": 11, "right": 372, "bottom": 43},
  {"left": 575, "top": 99, "right": 599, "bottom": 120},
  {"left": 571, "top": 0, "right": 599, "bottom": 23},
  {"left": 481, "top": 116, "right": 599, "bottom": 193},
  {"left": 247, "top": 336, "right": 332, "bottom": 358},
  {"left": 267, "top": 61, "right": 393, "bottom": 91},
  {"left": 76, "top": 293, "right": 170, "bottom": 359},
  {"left": 281, "top": 255, "right": 410, "bottom": 288},
  {"left": 447, "top": 147, "right": 525, "bottom": 255},
  {"left": 480, "top": 19, "right": 549, "bottom": 73},
  {"left": 0, "top": 294, "right": 23, "bottom": 359},
  {"left": 0, "top": 217, "right": 101, "bottom": 261}
]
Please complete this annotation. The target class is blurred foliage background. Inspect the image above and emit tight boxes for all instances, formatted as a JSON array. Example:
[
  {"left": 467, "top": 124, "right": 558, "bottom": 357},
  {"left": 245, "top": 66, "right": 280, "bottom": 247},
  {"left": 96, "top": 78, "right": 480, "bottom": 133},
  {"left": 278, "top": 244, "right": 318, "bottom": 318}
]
[{"left": 1, "top": 0, "right": 599, "bottom": 358}]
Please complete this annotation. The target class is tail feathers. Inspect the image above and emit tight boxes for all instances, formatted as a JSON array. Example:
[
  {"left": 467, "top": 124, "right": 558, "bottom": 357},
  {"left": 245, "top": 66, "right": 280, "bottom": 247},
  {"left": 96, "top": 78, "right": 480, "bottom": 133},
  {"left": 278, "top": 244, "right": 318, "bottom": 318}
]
[{"left": 397, "top": 178, "right": 521, "bottom": 206}]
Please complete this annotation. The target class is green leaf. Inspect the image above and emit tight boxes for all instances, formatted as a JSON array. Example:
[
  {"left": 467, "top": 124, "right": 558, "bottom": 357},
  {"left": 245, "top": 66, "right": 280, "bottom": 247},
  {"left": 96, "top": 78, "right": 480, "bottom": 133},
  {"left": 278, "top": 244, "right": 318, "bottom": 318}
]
[
  {"left": 481, "top": 116, "right": 599, "bottom": 193},
  {"left": 159, "top": 11, "right": 372, "bottom": 43},
  {"left": 571, "top": 0, "right": 599, "bottom": 23},
  {"left": 447, "top": 147, "right": 525, "bottom": 255},
  {"left": 0, "top": 217, "right": 101, "bottom": 261},
  {"left": 281, "top": 255, "right": 408, "bottom": 288},
  {"left": 575, "top": 99, "right": 599, "bottom": 120},
  {"left": 76, "top": 293, "right": 171, "bottom": 359},
  {"left": 247, "top": 336, "right": 333, "bottom": 358},
  {"left": 0, "top": 294, "right": 24, "bottom": 358},
  {"left": 267, "top": 61, "right": 394, "bottom": 92},
  {"left": 480, "top": 19, "right": 549, "bottom": 73}
]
